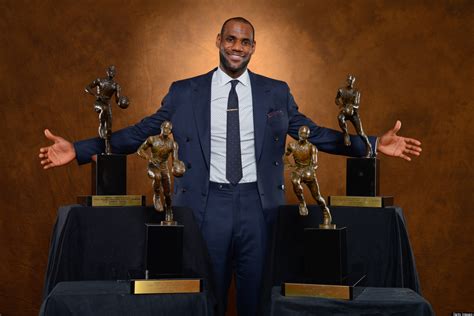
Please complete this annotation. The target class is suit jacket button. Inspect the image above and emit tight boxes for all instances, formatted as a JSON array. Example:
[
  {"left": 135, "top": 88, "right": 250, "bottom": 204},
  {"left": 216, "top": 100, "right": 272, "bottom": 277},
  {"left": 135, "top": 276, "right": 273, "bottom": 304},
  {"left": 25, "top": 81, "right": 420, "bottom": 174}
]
[
  {"left": 187, "top": 163, "right": 192, "bottom": 169},
  {"left": 186, "top": 137, "right": 190, "bottom": 142},
  {"left": 274, "top": 161, "right": 279, "bottom": 166},
  {"left": 279, "top": 184, "right": 285, "bottom": 190},
  {"left": 181, "top": 188, "right": 187, "bottom": 193},
  {"left": 274, "top": 136, "right": 279, "bottom": 141}
]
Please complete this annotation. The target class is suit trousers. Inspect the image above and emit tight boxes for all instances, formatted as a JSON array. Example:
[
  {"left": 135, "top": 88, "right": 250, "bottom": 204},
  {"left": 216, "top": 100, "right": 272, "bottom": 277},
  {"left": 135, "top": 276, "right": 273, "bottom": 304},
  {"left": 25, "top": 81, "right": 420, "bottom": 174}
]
[{"left": 201, "top": 182, "right": 268, "bottom": 316}]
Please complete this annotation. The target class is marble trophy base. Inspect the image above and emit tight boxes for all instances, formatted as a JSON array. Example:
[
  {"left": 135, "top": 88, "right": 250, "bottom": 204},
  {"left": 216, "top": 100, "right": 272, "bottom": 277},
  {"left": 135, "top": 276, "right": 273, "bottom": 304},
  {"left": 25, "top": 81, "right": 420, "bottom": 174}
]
[
  {"left": 145, "top": 223, "right": 184, "bottom": 279},
  {"left": 303, "top": 227, "right": 348, "bottom": 285},
  {"left": 130, "top": 223, "right": 203, "bottom": 295},
  {"left": 78, "top": 154, "right": 145, "bottom": 206},
  {"left": 92, "top": 154, "right": 127, "bottom": 195},
  {"left": 346, "top": 157, "right": 379, "bottom": 196},
  {"left": 328, "top": 157, "right": 393, "bottom": 207},
  {"left": 283, "top": 226, "right": 365, "bottom": 300}
]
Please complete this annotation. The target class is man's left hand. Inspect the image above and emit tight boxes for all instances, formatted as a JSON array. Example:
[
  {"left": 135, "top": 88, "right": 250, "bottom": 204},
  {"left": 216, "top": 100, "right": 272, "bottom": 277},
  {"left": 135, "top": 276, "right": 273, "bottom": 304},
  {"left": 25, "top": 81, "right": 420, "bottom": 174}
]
[{"left": 377, "top": 120, "right": 422, "bottom": 161}]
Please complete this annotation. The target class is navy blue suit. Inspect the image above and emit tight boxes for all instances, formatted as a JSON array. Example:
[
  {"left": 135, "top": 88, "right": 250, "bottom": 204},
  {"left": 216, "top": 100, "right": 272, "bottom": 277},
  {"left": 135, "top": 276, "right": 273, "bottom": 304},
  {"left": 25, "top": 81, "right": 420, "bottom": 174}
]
[{"left": 75, "top": 69, "right": 376, "bottom": 315}]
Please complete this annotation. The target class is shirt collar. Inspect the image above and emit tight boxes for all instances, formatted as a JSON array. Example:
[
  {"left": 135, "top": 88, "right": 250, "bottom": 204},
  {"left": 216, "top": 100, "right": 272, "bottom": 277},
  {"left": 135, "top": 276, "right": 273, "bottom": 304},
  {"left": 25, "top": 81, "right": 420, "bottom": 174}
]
[{"left": 215, "top": 66, "right": 249, "bottom": 87}]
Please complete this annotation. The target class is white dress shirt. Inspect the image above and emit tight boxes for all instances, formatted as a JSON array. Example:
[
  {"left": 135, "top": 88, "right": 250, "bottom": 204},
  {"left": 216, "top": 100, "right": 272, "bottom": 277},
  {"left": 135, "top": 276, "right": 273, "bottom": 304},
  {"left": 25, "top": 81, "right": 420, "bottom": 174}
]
[{"left": 209, "top": 67, "right": 257, "bottom": 183}]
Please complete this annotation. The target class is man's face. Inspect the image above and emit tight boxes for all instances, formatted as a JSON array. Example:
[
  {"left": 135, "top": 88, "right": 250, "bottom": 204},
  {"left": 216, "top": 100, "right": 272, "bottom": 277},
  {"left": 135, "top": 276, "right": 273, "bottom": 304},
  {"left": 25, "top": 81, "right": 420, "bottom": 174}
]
[{"left": 216, "top": 21, "right": 255, "bottom": 77}]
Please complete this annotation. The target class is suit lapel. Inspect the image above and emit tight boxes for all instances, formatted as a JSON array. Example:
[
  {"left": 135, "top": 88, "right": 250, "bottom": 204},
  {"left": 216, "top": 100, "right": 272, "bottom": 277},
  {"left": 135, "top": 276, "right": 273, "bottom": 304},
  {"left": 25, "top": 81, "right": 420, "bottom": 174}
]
[
  {"left": 249, "top": 71, "right": 271, "bottom": 163},
  {"left": 191, "top": 69, "right": 215, "bottom": 170}
]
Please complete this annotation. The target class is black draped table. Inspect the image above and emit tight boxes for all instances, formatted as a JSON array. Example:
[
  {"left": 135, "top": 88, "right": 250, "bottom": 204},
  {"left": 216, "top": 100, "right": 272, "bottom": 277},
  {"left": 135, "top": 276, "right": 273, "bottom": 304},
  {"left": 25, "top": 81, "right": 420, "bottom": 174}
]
[
  {"left": 263, "top": 205, "right": 422, "bottom": 311},
  {"left": 42, "top": 205, "right": 216, "bottom": 313},
  {"left": 40, "top": 280, "right": 209, "bottom": 316},
  {"left": 270, "top": 286, "right": 433, "bottom": 316}
]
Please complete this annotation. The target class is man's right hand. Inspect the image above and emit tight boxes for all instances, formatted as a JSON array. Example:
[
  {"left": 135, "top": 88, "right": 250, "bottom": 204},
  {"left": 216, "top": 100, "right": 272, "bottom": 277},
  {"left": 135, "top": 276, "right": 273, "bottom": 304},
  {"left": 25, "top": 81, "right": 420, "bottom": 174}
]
[{"left": 39, "top": 129, "right": 76, "bottom": 169}]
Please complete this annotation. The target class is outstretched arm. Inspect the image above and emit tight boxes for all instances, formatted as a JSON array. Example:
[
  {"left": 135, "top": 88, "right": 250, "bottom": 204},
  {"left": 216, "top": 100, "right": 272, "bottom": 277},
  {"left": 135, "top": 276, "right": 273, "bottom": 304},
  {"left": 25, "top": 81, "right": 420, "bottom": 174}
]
[
  {"left": 39, "top": 129, "right": 76, "bottom": 169},
  {"left": 377, "top": 120, "right": 422, "bottom": 161}
]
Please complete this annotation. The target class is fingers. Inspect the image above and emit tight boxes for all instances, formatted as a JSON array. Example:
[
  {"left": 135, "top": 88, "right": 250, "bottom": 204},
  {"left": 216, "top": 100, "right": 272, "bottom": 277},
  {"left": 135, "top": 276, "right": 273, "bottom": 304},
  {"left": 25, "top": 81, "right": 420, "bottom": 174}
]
[
  {"left": 40, "top": 158, "right": 55, "bottom": 169},
  {"left": 405, "top": 137, "right": 422, "bottom": 146},
  {"left": 406, "top": 144, "right": 422, "bottom": 153},
  {"left": 399, "top": 153, "right": 412, "bottom": 161},
  {"left": 404, "top": 149, "right": 420, "bottom": 156},
  {"left": 40, "top": 158, "right": 50, "bottom": 166}
]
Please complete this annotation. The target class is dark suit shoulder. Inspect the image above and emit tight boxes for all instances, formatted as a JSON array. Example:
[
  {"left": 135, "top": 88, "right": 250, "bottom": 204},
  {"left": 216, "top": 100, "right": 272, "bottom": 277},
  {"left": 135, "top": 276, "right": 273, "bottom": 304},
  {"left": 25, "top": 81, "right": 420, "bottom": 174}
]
[
  {"left": 171, "top": 69, "right": 216, "bottom": 89},
  {"left": 248, "top": 71, "right": 289, "bottom": 90}
]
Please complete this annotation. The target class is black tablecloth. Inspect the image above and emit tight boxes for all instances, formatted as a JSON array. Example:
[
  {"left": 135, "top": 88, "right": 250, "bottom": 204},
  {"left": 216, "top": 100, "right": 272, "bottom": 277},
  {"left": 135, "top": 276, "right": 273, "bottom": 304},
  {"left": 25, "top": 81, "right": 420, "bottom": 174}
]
[
  {"left": 42, "top": 205, "right": 216, "bottom": 311},
  {"left": 40, "top": 280, "right": 209, "bottom": 316},
  {"left": 271, "top": 286, "right": 434, "bottom": 316},
  {"left": 264, "top": 205, "right": 421, "bottom": 300}
]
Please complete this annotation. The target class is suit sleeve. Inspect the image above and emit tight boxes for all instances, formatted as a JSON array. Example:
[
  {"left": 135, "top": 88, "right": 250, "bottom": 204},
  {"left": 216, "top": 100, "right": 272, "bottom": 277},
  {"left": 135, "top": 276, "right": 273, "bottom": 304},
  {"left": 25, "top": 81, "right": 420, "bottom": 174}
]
[
  {"left": 285, "top": 83, "right": 376, "bottom": 157},
  {"left": 74, "top": 83, "right": 176, "bottom": 164}
]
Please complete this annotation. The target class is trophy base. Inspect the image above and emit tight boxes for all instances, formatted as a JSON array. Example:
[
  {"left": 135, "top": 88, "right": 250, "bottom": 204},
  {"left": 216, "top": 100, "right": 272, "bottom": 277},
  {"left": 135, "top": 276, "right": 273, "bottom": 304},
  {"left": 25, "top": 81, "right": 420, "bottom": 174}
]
[
  {"left": 282, "top": 273, "right": 365, "bottom": 300},
  {"left": 77, "top": 195, "right": 146, "bottom": 207},
  {"left": 328, "top": 196, "right": 394, "bottom": 208},
  {"left": 304, "top": 227, "right": 348, "bottom": 284},
  {"left": 346, "top": 157, "right": 379, "bottom": 196},
  {"left": 131, "top": 279, "right": 202, "bottom": 295},
  {"left": 145, "top": 224, "right": 184, "bottom": 278},
  {"left": 92, "top": 154, "right": 127, "bottom": 195}
]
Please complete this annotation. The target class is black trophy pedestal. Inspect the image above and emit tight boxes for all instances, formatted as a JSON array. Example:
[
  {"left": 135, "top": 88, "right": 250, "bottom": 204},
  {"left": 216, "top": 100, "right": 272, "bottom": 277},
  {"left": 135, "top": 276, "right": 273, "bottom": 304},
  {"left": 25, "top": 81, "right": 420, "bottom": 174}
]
[
  {"left": 303, "top": 227, "right": 348, "bottom": 284},
  {"left": 145, "top": 223, "right": 184, "bottom": 279},
  {"left": 329, "top": 157, "right": 393, "bottom": 207},
  {"left": 78, "top": 154, "right": 145, "bottom": 207},
  {"left": 282, "top": 209, "right": 365, "bottom": 300},
  {"left": 346, "top": 157, "right": 379, "bottom": 196},
  {"left": 92, "top": 154, "right": 127, "bottom": 195},
  {"left": 132, "top": 219, "right": 201, "bottom": 295}
]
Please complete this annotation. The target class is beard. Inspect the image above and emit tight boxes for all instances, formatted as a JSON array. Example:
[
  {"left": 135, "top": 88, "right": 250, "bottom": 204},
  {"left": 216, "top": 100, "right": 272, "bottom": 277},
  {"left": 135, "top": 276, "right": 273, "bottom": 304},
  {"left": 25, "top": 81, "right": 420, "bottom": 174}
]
[{"left": 219, "top": 50, "right": 251, "bottom": 76}]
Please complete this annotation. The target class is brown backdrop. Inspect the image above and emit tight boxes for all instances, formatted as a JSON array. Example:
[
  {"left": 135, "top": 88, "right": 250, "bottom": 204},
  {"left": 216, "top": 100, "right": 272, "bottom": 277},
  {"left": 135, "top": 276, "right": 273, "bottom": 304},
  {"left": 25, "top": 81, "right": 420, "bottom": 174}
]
[{"left": 0, "top": 1, "right": 473, "bottom": 315}]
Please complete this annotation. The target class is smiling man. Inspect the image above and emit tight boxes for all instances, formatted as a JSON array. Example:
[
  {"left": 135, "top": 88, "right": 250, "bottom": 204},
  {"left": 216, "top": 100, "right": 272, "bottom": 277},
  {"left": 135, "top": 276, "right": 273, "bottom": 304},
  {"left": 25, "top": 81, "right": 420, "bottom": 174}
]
[{"left": 39, "top": 17, "right": 421, "bottom": 316}]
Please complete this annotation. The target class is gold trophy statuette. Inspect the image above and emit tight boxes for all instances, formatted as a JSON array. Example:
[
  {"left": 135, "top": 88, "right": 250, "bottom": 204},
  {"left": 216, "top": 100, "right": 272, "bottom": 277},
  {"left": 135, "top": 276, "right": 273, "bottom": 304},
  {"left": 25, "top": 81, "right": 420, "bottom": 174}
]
[
  {"left": 137, "top": 121, "right": 186, "bottom": 225},
  {"left": 284, "top": 126, "right": 336, "bottom": 229},
  {"left": 335, "top": 74, "right": 372, "bottom": 158},
  {"left": 85, "top": 65, "right": 130, "bottom": 155}
]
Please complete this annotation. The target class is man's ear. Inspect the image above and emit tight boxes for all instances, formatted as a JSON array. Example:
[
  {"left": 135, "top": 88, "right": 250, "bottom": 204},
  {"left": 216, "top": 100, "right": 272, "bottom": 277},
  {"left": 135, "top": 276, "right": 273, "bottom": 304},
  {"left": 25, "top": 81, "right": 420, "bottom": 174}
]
[
  {"left": 251, "top": 40, "right": 256, "bottom": 54},
  {"left": 215, "top": 33, "right": 221, "bottom": 49}
]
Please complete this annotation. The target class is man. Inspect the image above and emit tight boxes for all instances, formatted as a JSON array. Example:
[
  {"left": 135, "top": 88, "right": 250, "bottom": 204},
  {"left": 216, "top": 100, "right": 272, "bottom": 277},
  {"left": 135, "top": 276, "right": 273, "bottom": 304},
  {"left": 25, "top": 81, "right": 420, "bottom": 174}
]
[{"left": 39, "top": 17, "right": 422, "bottom": 316}]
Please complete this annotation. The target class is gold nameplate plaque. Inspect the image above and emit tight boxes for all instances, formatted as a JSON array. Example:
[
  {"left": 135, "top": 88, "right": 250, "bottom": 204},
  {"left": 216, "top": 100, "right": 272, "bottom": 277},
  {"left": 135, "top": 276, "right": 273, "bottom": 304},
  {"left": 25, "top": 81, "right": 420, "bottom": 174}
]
[
  {"left": 131, "top": 279, "right": 202, "bottom": 295},
  {"left": 328, "top": 196, "right": 393, "bottom": 208},
  {"left": 283, "top": 282, "right": 352, "bottom": 300},
  {"left": 77, "top": 195, "right": 145, "bottom": 207}
]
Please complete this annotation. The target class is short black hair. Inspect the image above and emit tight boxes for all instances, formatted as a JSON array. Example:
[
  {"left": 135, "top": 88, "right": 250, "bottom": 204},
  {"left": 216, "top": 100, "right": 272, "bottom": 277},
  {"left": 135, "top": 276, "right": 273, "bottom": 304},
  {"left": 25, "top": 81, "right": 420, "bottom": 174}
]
[{"left": 220, "top": 17, "right": 255, "bottom": 41}]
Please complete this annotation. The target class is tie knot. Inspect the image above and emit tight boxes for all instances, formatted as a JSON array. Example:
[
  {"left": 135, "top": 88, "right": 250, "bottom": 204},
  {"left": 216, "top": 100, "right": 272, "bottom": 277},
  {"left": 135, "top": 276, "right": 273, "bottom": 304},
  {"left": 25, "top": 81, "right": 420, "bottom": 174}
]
[{"left": 230, "top": 80, "right": 239, "bottom": 88}]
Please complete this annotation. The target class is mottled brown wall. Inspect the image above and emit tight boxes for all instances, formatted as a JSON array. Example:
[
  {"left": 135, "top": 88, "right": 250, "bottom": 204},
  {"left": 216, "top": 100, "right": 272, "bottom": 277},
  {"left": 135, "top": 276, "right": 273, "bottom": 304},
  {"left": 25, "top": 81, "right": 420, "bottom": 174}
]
[{"left": 0, "top": 0, "right": 472, "bottom": 315}]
